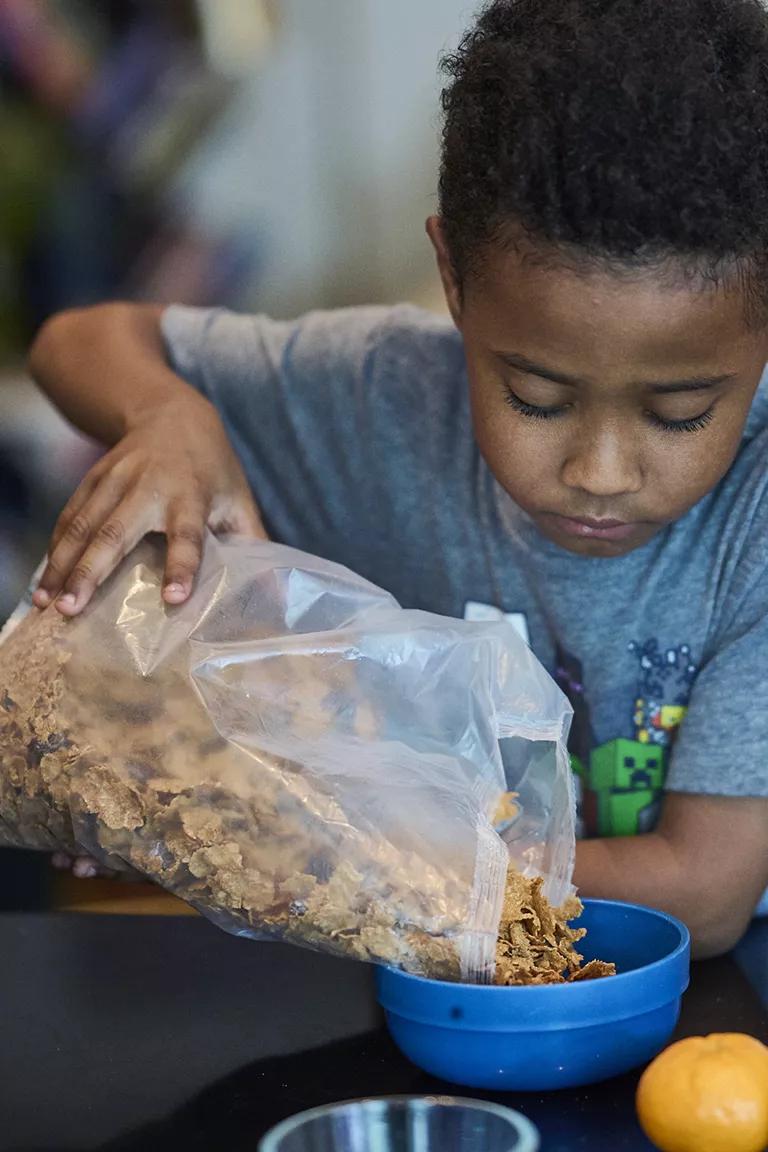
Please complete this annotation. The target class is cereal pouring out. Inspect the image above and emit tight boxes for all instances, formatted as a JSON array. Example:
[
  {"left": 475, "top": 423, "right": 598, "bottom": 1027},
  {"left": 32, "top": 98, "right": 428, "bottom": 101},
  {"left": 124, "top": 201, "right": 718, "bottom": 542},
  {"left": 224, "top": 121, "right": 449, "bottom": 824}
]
[{"left": 0, "top": 535, "right": 587, "bottom": 985}]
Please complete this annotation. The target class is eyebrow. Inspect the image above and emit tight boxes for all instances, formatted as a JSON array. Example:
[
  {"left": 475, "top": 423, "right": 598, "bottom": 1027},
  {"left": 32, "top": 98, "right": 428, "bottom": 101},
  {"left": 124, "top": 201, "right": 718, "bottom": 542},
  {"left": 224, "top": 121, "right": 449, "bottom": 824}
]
[{"left": 495, "top": 351, "right": 738, "bottom": 394}]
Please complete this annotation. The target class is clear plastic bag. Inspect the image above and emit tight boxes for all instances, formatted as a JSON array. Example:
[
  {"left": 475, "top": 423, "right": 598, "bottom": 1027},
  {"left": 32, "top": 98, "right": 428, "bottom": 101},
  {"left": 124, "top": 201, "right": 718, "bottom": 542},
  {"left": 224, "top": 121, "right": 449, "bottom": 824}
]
[{"left": 0, "top": 536, "right": 574, "bottom": 982}]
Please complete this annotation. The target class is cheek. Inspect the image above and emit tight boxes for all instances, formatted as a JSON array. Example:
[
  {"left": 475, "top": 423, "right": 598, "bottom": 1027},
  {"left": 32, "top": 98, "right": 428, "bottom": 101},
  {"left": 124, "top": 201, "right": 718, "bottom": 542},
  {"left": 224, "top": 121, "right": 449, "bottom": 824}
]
[
  {"left": 469, "top": 379, "right": 557, "bottom": 498},
  {"left": 645, "top": 416, "right": 746, "bottom": 514}
]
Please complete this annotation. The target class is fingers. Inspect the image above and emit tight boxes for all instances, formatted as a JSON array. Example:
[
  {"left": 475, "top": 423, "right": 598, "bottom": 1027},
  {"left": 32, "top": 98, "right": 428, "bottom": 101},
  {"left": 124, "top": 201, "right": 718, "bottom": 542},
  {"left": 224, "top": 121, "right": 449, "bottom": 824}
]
[
  {"left": 33, "top": 497, "right": 95, "bottom": 610},
  {"left": 162, "top": 499, "right": 208, "bottom": 605},
  {"left": 49, "top": 474, "right": 100, "bottom": 555},
  {"left": 34, "top": 465, "right": 125, "bottom": 608},
  {"left": 52, "top": 494, "right": 152, "bottom": 616},
  {"left": 33, "top": 451, "right": 265, "bottom": 618},
  {"left": 49, "top": 455, "right": 110, "bottom": 553},
  {"left": 51, "top": 853, "right": 107, "bottom": 878},
  {"left": 72, "top": 856, "right": 101, "bottom": 879},
  {"left": 34, "top": 508, "right": 96, "bottom": 610}
]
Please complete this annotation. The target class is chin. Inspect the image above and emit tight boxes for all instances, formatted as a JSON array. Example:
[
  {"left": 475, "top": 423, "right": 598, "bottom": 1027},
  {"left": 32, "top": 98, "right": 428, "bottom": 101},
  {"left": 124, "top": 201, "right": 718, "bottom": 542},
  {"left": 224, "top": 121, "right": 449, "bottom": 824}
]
[{"left": 554, "top": 535, "right": 643, "bottom": 558}]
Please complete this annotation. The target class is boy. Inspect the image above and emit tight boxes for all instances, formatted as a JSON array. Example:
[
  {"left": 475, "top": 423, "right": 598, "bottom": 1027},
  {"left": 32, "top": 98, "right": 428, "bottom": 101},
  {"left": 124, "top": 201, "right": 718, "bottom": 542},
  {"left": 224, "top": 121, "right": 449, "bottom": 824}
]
[{"left": 26, "top": 0, "right": 768, "bottom": 956}]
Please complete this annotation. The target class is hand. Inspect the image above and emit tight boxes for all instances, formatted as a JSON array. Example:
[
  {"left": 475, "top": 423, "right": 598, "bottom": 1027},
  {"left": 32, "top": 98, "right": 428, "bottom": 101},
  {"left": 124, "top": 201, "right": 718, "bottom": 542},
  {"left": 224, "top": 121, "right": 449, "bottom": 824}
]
[
  {"left": 52, "top": 852, "right": 144, "bottom": 880},
  {"left": 33, "top": 396, "right": 266, "bottom": 616},
  {"left": 52, "top": 851, "right": 115, "bottom": 879}
]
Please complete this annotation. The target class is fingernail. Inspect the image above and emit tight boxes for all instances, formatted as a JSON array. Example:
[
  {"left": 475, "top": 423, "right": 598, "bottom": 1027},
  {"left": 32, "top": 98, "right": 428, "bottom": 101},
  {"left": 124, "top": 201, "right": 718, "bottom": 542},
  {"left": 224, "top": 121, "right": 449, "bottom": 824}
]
[
  {"left": 73, "top": 859, "right": 97, "bottom": 879},
  {"left": 57, "top": 593, "right": 76, "bottom": 608},
  {"left": 34, "top": 589, "right": 50, "bottom": 607},
  {"left": 164, "top": 583, "right": 185, "bottom": 601}
]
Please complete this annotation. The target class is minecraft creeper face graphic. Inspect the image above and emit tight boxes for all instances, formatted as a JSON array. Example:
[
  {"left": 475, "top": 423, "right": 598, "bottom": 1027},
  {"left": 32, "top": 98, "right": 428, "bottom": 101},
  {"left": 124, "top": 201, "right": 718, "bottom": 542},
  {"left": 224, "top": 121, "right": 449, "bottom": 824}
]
[
  {"left": 587, "top": 739, "right": 666, "bottom": 837},
  {"left": 558, "top": 638, "right": 697, "bottom": 839}
]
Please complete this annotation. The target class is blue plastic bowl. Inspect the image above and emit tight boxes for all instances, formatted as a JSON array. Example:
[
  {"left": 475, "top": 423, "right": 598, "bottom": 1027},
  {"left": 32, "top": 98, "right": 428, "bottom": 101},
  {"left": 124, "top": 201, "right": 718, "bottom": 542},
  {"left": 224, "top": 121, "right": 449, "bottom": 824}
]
[{"left": 375, "top": 899, "right": 690, "bottom": 1091}]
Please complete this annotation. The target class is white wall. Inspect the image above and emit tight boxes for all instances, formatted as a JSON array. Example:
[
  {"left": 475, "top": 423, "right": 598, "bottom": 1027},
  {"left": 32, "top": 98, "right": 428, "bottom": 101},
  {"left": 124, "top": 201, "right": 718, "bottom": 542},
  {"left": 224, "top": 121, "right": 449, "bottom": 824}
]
[{"left": 176, "top": 0, "right": 477, "bottom": 315}]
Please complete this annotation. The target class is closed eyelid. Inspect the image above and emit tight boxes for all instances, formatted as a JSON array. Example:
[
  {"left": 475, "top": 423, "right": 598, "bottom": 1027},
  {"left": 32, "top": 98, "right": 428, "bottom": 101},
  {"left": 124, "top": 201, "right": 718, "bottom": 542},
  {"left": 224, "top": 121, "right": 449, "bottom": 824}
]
[
  {"left": 503, "top": 386, "right": 570, "bottom": 419},
  {"left": 499, "top": 369, "right": 570, "bottom": 406},
  {"left": 646, "top": 407, "right": 716, "bottom": 432},
  {"left": 503, "top": 382, "right": 718, "bottom": 433}
]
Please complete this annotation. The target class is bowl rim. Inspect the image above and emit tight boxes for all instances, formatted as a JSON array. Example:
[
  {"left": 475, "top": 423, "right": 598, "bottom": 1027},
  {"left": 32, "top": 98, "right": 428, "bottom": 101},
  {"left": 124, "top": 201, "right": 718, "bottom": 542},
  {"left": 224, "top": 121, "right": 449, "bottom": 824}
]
[
  {"left": 378, "top": 898, "right": 690, "bottom": 994},
  {"left": 258, "top": 1095, "right": 540, "bottom": 1152}
]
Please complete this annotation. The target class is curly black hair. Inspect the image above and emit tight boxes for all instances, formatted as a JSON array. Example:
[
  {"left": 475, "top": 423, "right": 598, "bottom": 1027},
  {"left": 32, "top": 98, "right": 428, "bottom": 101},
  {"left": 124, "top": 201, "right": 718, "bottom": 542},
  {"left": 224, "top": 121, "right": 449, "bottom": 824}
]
[{"left": 439, "top": 0, "right": 768, "bottom": 317}]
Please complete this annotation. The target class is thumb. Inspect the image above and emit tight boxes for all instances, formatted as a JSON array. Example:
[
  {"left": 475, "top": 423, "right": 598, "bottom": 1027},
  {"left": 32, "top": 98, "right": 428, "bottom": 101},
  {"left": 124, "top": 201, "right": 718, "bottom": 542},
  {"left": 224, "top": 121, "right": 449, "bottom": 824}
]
[
  {"left": 239, "top": 505, "right": 269, "bottom": 540},
  {"left": 213, "top": 496, "right": 269, "bottom": 541}
]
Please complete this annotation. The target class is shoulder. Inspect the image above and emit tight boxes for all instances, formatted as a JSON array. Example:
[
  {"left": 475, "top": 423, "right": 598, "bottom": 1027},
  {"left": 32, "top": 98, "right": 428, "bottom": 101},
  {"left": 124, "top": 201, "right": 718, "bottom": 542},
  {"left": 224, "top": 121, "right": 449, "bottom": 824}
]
[
  {"left": 651, "top": 425, "right": 768, "bottom": 652},
  {"left": 285, "top": 301, "right": 456, "bottom": 345},
  {"left": 160, "top": 302, "right": 471, "bottom": 477},
  {"left": 742, "top": 364, "right": 768, "bottom": 441},
  {"left": 161, "top": 302, "right": 464, "bottom": 404},
  {"left": 279, "top": 303, "right": 464, "bottom": 387},
  {"left": 284, "top": 305, "right": 470, "bottom": 449},
  {"left": 711, "top": 427, "right": 768, "bottom": 547},
  {"left": 694, "top": 427, "right": 768, "bottom": 628}
]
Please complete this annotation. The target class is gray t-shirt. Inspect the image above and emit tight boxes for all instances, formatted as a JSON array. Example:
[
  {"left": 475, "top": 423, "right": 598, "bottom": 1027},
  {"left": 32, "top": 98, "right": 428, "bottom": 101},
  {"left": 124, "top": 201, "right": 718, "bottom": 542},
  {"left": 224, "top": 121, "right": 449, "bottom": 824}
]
[{"left": 162, "top": 302, "right": 768, "bottom": 845}]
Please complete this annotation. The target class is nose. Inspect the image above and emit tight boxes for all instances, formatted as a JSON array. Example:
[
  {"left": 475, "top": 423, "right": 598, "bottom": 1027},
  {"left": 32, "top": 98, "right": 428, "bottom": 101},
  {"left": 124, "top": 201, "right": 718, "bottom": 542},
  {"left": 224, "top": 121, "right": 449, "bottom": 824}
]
[{"left": 560, "top": 422, "right": 643, "bottom": 498}]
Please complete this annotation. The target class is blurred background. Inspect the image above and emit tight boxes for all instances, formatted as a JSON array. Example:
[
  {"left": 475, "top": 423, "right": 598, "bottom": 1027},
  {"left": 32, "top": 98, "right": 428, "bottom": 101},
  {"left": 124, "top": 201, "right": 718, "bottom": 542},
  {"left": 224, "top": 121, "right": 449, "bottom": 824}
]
[{"left": 0, "top": 0, "right": 469, "bottom": 625}]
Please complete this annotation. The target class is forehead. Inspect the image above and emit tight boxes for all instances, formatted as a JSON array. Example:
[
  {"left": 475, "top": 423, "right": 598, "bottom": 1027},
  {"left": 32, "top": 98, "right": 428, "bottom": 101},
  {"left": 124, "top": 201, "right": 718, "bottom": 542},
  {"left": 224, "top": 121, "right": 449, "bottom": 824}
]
[{"left": 462, "top": 246, "right": 762, "bottom": 380}]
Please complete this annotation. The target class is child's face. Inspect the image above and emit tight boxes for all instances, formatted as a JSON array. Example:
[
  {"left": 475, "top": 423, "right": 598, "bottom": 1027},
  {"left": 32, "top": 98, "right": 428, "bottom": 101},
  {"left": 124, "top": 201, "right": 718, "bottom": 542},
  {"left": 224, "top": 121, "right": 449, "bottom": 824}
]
[{"left": 428, "top": 218, "right": 768, "bottom": 556}]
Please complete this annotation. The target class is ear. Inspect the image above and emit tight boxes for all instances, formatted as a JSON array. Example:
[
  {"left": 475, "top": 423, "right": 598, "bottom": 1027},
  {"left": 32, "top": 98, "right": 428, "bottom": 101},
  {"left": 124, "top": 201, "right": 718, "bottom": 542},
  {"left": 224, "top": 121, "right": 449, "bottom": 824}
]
[{"left": 426, "top": 215, "right": 463, "bottom": 328}]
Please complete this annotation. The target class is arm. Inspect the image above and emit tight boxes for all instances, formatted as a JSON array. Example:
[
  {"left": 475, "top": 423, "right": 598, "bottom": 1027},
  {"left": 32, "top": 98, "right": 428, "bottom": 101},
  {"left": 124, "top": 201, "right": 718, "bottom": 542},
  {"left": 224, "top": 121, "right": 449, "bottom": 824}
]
[
  {"left": 30, "top": 303, "right": 195, "bottom": 444},
  {"left": 28, "top": 304, "right": 265, "bottom": 614},
  {"left": 574, "top": 792, "right": 768, "bottom": 958}
]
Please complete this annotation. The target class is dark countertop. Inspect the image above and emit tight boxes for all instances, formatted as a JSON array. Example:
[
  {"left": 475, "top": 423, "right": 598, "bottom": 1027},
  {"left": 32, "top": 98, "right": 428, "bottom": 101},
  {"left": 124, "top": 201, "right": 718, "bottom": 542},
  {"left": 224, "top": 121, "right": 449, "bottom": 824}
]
[{"left": 0, "top": 913, "right": 765, "bottom": 1152}]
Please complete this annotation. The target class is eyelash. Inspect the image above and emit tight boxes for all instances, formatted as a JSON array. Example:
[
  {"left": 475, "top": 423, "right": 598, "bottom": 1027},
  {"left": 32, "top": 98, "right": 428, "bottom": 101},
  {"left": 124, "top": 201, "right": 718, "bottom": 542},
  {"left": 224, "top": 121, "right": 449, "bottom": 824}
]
[
  {"left": 645, "top": 408, "right": 715, "bottom": 434},
  {"left": 503, "top": 389, "right": 716, "bottom": 434},
  {"left": 503, "top": 390, "right": 566, "bottom": 421}
]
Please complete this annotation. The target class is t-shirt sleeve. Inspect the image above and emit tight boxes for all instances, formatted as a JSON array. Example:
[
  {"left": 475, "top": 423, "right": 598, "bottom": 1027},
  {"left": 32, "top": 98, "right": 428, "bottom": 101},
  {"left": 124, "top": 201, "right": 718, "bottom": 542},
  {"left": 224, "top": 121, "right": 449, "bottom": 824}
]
[
  {"left": 161, "top": 304, "right": 392, "bottom": 547},
  {"left": 667, "top": 528, "right": 768, "bottom": 797},
  {"left": 159, "top": 303, "right": 461, "bottom": 589}
]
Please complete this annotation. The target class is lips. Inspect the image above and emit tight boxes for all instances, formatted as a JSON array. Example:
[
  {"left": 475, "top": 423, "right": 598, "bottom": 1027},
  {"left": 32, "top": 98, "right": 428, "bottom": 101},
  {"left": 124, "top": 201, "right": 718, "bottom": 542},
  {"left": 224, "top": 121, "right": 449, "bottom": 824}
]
[{"left": 548, "top": 515, "right": 638, "bottom": 543}]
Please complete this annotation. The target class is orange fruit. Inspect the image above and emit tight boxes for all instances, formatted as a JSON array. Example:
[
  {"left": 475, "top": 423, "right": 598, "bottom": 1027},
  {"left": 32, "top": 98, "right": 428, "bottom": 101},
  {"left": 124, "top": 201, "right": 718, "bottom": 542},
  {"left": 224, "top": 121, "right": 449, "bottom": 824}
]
[{"left": 636, "top": 1033, "right": 768, "bottom": 1152}]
